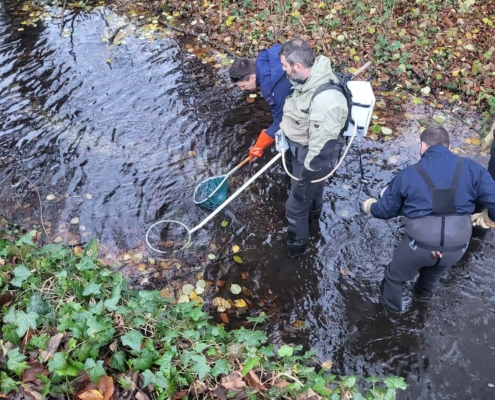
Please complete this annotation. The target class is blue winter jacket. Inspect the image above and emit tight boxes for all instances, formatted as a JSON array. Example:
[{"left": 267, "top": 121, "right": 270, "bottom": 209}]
[
  {"left": 255, "top": 44, "right": 293, "bottom": 138},
  {"left": 371, "top": 145, "right": 495, "bottom": 220}
]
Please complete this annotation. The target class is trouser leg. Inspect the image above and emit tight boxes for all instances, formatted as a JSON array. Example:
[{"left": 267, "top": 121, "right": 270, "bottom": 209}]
[
  {"left": 488, "top": 139, "right": 495, "bottom": 180},
  {"left": 285, "top": 155, "right": 326, "bottom": 251},
  {"left": 381, "top": 237, "right": 435, "bottom": 312},
  {"left": 284, "top": 150, "right": 293, "bottom": 176},
  {"left": 416, "top": 248, "right": 465, "bottom": 294}
]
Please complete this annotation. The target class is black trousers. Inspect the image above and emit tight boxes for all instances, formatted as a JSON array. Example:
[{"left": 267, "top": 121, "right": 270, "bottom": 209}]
[
  {"left": 285, "top": 147, "right": 328, "bottom": 243},
  {"left": 381, "top": 236, "right": 466, "bottom": 312}
]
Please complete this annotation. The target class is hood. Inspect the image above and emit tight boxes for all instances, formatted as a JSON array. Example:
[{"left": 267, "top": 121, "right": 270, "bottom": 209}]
[{"left": 291, "top": 55, "right": 337, "bottom": 93}]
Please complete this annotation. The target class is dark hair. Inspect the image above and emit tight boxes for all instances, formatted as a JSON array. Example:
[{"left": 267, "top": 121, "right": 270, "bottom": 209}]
[
  {"left": 420, "top": 125, "right": 450, "bottom": 148},
  {"left": 229, "top": 58, "right": 256, "bottom": 82},
  {"left": 279, "top": 38, "right": 315, "bottom": 68}
]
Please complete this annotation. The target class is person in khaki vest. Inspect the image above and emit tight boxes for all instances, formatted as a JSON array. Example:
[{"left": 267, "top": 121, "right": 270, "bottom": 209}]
[{"left": 278, "top": 38, "right": 348, "bottom": 257}]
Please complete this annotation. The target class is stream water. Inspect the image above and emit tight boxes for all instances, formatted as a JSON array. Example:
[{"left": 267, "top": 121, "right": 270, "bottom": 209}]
[{"left": 1, "top": 5, "right": 494, "bottom": 399}]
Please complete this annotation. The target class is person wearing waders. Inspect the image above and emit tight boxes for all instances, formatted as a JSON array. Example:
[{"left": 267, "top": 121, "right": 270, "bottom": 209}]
[
  {"left": 229, "top": 45, "right": 292, "bottom": 163},
  {"left": 278, "top": 38, "right": 348, "bottom": 257},
  {"left": 362, "top": 126, "right": 495, "bottom": 313}
]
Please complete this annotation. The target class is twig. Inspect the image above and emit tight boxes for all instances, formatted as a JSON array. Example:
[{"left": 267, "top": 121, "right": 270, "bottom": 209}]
[
  {"left": 157, "top": 19, "right": 237, "bottom": 57},
  {"left": 60, "top": 0, "right": 67, "bottom": 35},
  {"left": 20, "top": 175, "right": 49, "bottom": 240},
  {"left": 125, "top": 371, "right": 140, "bottom": 400},
  {"left": 109, "top": 24, "right": 128, "bottom": 44}
]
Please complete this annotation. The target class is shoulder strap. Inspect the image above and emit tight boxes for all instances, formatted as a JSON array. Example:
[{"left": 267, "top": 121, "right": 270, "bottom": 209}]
[
  {"left": 414, "top": 157, "right": 465, "bottom": 191},
  {"left": 301, "top": 81, "right": 343, "bottom": 114},
  {"left": 450, "top": 157, "right": 465, "bottom": 192},
  {"left": 414, "top": 162, "right": 436, "bottom": 189}
]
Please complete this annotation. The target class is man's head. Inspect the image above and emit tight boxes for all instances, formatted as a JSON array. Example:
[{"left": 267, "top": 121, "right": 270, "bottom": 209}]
[
  {"left": 279, "top": 38, "right": 315, "bottom": 84},
  {"left": 420, "top": 125, "right": 450, "bottom": 154},
  {"left": 229, "top": 58, "right": 257, "bottom": 91}
]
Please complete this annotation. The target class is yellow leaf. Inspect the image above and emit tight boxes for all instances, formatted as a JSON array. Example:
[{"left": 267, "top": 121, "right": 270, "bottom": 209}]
[
  {"left": 291, "top": 10, "right": 301, "bottom": 18},
  {"left": 189, "top": 291, "right": 198, "bottom": 300},
  {"left": 350, "top": 48, "right": 356, "bottom": 55},
  {"left": 322, "top": 360, "right": 333, "bottom": 370},
  {"left": 317, "top": 2, "right": 325, "bottom": 8},
  {"left": 471, "top": 138, "right": 481, "bottom": 146},
  {"left": 234, "top": 299, "right": 246, "bottom": 308},
  {"left": 233, "top": 255, "right": 243, "bottom": 264},
  {"left": 232, "top": 245, "right": 240, "bottom": 253},
  {"left": 368, "top": 26, "right": 375, "bottom": 34},
  {"left": 138, "top": 263, "right": 146, "bottom": 271},
  {"left": 292, "top": 364, "right": 299, "bottom": 374}
]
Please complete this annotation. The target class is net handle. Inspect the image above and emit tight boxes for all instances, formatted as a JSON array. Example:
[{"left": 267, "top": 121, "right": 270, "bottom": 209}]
[{"left": 189, "top": 153, "right": 282, "bottom": 234}]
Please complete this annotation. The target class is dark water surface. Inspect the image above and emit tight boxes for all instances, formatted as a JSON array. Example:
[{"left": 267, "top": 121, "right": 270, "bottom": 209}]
[{"left": 1, "top": 5, "right": 494, "bottom": 399}]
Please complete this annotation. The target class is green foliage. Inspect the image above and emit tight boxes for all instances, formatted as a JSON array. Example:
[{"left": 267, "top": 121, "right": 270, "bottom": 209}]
[{"left": 0, "top": 233, "right": 407, "bottom": 398}]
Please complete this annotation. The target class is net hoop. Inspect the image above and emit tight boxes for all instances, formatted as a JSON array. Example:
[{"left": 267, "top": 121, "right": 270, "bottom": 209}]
[
  {"left": 193, "top": 175, "right": 228, "bottom": 206},
  {"left": 145, "top": 219, "right": 192, "bottom": 253}
]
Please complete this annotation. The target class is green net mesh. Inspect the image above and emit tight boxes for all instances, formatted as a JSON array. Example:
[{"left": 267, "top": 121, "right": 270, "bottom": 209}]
[{"left": 194, "top": 176, "right": 229, "bottom": 210}]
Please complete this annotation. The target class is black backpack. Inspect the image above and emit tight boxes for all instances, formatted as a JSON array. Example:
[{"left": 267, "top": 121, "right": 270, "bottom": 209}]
[{"left": 301, "top": 72, "right": 354, "bottom": 136}]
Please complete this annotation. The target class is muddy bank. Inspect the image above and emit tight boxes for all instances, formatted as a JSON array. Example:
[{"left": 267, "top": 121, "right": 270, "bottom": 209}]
[{"left": 1, "top": 5, "right": 495, "bottom": 399}]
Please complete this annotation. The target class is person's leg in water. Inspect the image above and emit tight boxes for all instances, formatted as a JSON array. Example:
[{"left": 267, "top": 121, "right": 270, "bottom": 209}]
[{"left": 285, "top": 149, "right": 326, "bottom": 257}]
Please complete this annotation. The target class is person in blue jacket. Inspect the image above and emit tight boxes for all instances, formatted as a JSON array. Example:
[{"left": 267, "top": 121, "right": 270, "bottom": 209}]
[
  {"left": 229, "top": 45, "right": 292, "bottom": 163},
  {"left": 362, "top": 125, "right": 495, "bottom": 313}
]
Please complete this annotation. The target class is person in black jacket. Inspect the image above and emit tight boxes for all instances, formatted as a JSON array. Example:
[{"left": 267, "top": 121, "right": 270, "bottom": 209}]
[
  {"left": 362, "top": 125, "right": 495, "bottom": 313},
  {"left": 229, "top": 45, "right": 292, "bottom": 163}
]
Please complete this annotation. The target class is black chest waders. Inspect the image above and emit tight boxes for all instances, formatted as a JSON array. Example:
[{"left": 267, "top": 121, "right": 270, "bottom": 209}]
[{"left": 405, "top": 157, "right": 472, "bottom": 254}]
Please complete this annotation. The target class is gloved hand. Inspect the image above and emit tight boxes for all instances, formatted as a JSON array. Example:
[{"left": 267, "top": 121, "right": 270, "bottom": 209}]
[
  {"left": 249, "top": 130, "right": 275, "bottom": 163},
  {"left": 482, "top": 127, "right": 494, "bottom": 152},
  {"left": 479, "top": 209, "right": 495, "bottom": 228},
  {"left": 292, "top": 167, "right": 315, "bottom": 202},
  {"left": 471, "top": 212, "right": 488, "bottom": 228},
  {"left": 362, "top": 198, "right": 377, "bottom": 214}
]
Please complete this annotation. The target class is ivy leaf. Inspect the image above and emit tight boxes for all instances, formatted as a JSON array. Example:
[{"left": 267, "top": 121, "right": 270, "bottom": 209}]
[
  {"left": 121, "top": 330, "right": 144, "bottom": 353},
  {"left": 82, "top": 282, "right": 102, "bottom": 296},
  {"left": 76, "top": 256, "right": 94, "bottom": 271},
  {"left": 211, "top": 359, "right": 230, "bottom": 378},
  {"left": 246, "top": 315, "right": 267, "bottom": 324},
  {"left": 278, "top": 345, "right": 294, "bottom": 357},
  {"left": 104, "top": 295, "right": 120, "bottom": 311},
  {"left": 235, "top": 328, "right": 267, "bottom": 348},
  {"left": 384, "top": 376, "right": 407, "bottom": 390},
  {"left": 85, "top": 358, "right": 106, "bottom": 383},
  {"left": 0, "top": 371, "right": 18, "bottom": 394},
  {"left": 190, "top": 354, "right": 210, "bottom": 379},
  {"left": 7, "top": 348, "right": 29, "bottom": 376},
  {"left": 26, "top": 334, "right": 49, "bottom": 351},
  {"left": 259, "top": 345, "right": 275, "bottom": 357},
  {"left": 15, "top": 311, "right": 39, "bottom": 337},
  {"left": 47, "top": 352, "right": 67, "bottom": 372},
  {"left": 11, "top": 265, "right": 31, "bottom": 287},
  {"left": 2, "top": 325, "right": 20, "bottom": 345},
  {"left": 241, "top": 357, "right": 260, "bottom": 376},
  {"left": 27, "top": 294, "right": 52, "bottom": 316},
  {"left": 342, "top": 376, "right": 357, "bottom": 388},
  {"left": 132, "top": 349, "right": 156, "bottom": 371},
  {"left": 110, "top": 350, "right": 127, "bottom": 372},
  {"left": 3, "top": 305, "right": 17, "bottom": 324}
]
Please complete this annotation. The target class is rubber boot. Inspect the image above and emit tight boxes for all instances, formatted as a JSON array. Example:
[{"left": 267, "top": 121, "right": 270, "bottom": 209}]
[
  {"left": 412, "top": 283, "right": 432, "bottom": 301},
  {"left": 287, "top": 216, "right": 308, "bottom": 258}
]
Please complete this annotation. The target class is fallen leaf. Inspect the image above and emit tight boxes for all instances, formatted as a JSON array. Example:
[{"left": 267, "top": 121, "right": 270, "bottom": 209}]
[
  {"left": 245, "top": 370, "right": 265, "bottom": 389},
  {"left": 97, "top": 376, "right": 114, "bottom": 400},
  {"left": 234, "top": 299, "right": 246, "bottom": 308},
  {"left": 182, "top": 284, "right": 195, "bottom": 295},
  {"left": 471, "top": 138, "right": 481, "bottom": 145},
  {"left": 296, "top": 388, "right": 323, "bottom": 400},
  {"left": 73, "top": 246, "right": 84, "bottom": 256},
  {"left": 221, "top": 372, "right": 246, "bottom": 390},
  {"left": 135, "top": 392, "right": 150, "bottom": 400},
  {"left": 178, "top": 294, "right": 190, "bottom": 303},
  {"left": 86, "top": 194, "right": 93, "bottom": 199},
  {"left": 195, "top": 286, "right": 204, "bottom": 295},
  {"left": 0, "top": 292, "right": 15, "bottom": 308},
  {"left": 381, "top": 127, "right": 392, "bottom": 135},
  {"left": 421, "top": 86, "right": 431, "bottom": 95},
  {"left": 230, "top": 284, "right": 242, "bottom": 294},
  {"left": 24, "top": 387, "right": 42, "bottom": 400},
  {"left": 40, "top": 333, "right": 64, "bottom": 362},
  {"left": 220, "top": 313, "right": 230, "bottom": 323},
  {"left": 232, "top": 245, "right": 240, "bottom": 253},
  {"left": 46, "top": 194, "right": 55, "bottom": 200},
  {"left": 241, "top": 272, "right": 248, "bottom": 280},
  {"left": 109, "top": 340, "right": 118, "bottom": 352},
  {"left": 340, "top": 268, "right": 351, "bottom": 276},
  {"left": 138, "top": 263, "right": 146, "bottom": 271},
  {"left": 78, "top": 390, "right": 104, "bottom": 400},
  {"left": 274, "top": 379, "right": 290, "bottom": 388},
  {"left": 233, "top": 255, "right": 243, "bottom": 264},
  {"left": 208, "top": 254, "right": 216, "bottom": 260},
  {"left": 70, "top": 217, "right": 79, "bottom": 224},
  {"left": 22, "top": 361, "right": 46, "bottom": 383},
  {"left": 321, "top": 360, "right": 333, "bottom": 370}
]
